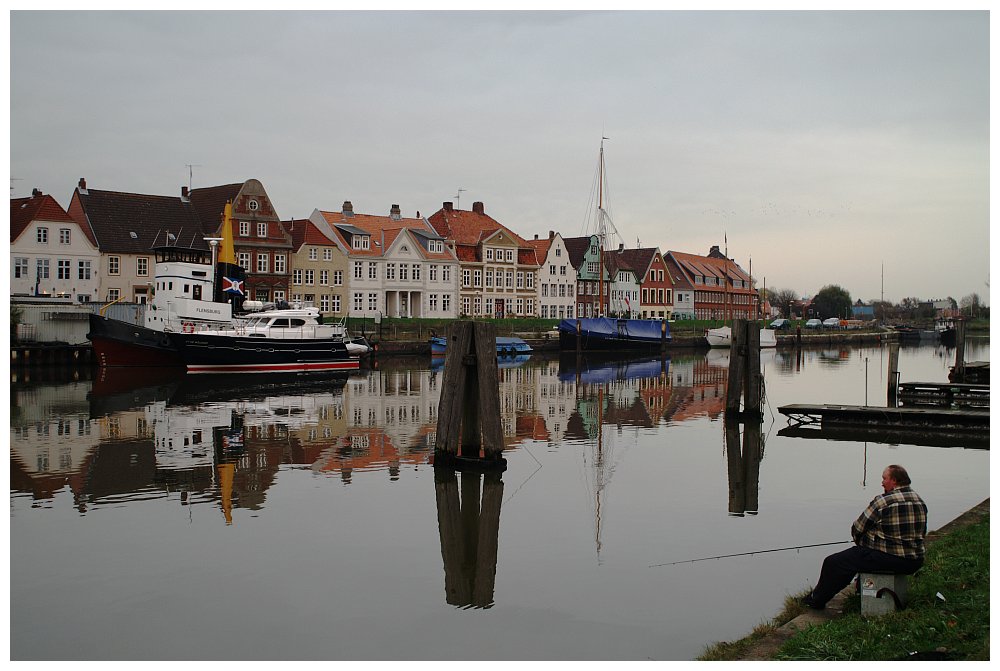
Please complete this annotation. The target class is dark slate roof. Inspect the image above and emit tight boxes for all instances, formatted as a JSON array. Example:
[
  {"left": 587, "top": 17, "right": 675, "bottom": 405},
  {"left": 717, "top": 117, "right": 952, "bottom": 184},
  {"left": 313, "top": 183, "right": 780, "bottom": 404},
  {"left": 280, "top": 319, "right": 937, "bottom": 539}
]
[
  {"left": 75, "top": 188, "right": 207, "bottom": 254},
  {"left": 562, "top": 235, "right": 596, "bottom": 269},
  {"left": 615, "top": 248, "right": 659, "bottom": 277},
  {"left": 188, "top": 183, "right": 242, "bottom": 234}
]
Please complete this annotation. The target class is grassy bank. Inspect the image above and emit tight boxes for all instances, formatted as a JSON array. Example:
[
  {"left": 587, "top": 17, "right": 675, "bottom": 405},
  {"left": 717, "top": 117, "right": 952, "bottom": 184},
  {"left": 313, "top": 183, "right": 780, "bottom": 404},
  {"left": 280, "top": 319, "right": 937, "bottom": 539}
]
[{"left": 699, "top": 513, "right": 989, "bottom": 661}]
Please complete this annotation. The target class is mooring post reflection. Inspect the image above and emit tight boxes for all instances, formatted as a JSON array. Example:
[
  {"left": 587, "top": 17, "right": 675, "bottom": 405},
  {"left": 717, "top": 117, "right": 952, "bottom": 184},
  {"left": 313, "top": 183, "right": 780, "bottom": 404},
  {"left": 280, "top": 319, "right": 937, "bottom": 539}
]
[
  {"left": 725, "top": 419, "right": 762, "bottom": 516},
  {"left": 434, "top": 468, "right": 504, "bottom": 609}
]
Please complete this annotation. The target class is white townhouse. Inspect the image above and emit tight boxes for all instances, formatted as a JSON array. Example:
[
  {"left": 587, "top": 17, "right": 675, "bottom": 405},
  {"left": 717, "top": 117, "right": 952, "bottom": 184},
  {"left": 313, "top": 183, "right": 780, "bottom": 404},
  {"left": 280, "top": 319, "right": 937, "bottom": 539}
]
[
  {"left": 529, "top": 232, "right": 577, "bottom": 320},
  {"left": 11, "top": 189, "right": 101, "bottom": 302},
  {"left": 312, "top": 202, "right": 461, "bottom": 319}
]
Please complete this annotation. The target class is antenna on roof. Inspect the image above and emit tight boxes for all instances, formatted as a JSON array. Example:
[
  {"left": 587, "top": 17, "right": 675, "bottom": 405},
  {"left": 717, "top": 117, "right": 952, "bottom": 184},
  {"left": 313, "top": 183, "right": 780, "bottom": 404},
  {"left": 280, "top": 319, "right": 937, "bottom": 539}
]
[
  {"left": 185, "top": 164, "right": 202, "bottom": 191},
  {"left": 455, "top": 188, "right": 466, "bottom": 210}
]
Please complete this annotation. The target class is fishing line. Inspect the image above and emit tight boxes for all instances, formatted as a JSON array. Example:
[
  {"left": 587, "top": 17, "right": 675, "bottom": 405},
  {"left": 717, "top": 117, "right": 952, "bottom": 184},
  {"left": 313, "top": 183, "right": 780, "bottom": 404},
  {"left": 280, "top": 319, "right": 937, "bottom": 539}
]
[{"left": 649, "top": 540, "right": 850, "bottom": 568}]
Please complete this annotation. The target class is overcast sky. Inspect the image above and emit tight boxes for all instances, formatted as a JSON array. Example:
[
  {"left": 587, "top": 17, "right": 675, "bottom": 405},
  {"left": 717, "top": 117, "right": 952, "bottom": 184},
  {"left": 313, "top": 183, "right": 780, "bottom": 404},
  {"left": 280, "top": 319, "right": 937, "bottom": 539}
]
[{"left": 10, "top": 10, "right": 991, "bottom": 305}]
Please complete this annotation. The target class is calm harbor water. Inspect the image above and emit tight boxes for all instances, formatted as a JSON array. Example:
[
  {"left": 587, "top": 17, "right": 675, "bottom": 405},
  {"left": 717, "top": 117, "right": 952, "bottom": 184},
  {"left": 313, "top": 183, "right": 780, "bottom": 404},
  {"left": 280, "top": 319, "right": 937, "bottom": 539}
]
[{"left": 10, "top": 338, "right": 989, "bottom": 660}]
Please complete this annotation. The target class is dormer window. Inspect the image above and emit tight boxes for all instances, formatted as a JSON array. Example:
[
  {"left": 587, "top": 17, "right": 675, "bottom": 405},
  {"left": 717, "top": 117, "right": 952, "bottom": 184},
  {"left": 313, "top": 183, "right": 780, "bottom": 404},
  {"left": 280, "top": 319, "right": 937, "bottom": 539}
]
[{"left": 352, "top": 235, "right": 370, "bottom": 250}]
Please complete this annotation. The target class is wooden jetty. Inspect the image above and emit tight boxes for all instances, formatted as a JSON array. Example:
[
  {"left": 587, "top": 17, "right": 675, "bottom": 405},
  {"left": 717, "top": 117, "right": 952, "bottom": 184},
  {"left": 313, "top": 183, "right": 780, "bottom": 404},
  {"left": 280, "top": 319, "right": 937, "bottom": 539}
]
[
  {"left": 897, "top": 381, "right": 989, "bottom": 408},
  {"left": 777, "top": 423, "right": 989, "bottom": 450},
  {"left": 778, "top": 404, "right": 988, "bottom": 432}
]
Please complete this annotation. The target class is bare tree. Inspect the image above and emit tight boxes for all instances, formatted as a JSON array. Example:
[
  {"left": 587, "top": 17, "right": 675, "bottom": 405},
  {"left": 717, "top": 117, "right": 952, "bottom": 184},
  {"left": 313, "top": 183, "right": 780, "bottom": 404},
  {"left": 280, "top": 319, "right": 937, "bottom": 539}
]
[{"left": 769, "top": 287, "right": 799, "bottom": 318}]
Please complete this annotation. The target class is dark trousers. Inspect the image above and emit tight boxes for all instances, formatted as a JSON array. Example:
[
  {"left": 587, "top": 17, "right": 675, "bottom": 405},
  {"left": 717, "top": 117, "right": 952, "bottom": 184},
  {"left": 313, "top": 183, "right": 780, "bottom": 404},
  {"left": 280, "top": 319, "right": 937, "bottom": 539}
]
[{"left": 811, "top": 545, "right": 923, "bottom": 606}]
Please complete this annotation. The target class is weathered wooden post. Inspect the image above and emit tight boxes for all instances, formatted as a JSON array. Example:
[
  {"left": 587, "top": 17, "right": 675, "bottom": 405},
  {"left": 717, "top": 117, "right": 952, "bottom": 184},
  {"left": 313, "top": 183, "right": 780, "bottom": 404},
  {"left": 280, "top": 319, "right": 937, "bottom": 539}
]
[
  {"left": 887, "top": 342, "right": 900, "bottom": 406},
  {"left": 953, "top": 318, "right": 966, "bottom": 382},
  {"left": 434, "top": 321, "right": 506, "bottom": 470},
  {"left": 725, "top": 320, "right": 746, "bottom": 415},
  {"left": 726, "top": 319, "right": 763, "bottom": 420}
]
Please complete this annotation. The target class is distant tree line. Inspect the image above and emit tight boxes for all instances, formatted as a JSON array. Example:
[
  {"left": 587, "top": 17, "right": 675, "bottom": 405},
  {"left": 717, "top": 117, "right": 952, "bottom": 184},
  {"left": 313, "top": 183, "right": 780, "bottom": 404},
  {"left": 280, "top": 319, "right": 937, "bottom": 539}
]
[{"left": 761, "top": 287, "right": 989, "bottom": 322}]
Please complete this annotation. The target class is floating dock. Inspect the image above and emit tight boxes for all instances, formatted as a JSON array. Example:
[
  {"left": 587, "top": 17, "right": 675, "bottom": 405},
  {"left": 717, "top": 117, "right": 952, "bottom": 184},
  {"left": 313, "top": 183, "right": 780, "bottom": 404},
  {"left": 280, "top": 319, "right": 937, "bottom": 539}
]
[
  {"left": 778, "top": 404, "right": 989, "bottom": 432},
  {"left": 897, "top": 381, "right": 989, "bottom": 408}
]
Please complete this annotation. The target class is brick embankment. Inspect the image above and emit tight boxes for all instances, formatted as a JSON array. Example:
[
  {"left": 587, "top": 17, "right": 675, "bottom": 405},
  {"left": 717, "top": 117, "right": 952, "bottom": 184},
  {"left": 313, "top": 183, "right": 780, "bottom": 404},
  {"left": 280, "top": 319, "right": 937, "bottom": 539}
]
[{"left": 734, "top": 498, "right": 990, "bottom": 661}]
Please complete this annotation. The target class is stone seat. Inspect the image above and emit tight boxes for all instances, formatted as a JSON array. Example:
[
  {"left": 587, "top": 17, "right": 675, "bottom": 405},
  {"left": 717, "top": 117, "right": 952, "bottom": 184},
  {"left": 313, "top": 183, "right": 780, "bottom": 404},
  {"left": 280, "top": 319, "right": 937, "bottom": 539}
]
[{"left": 858, "top": 570, "right": 911, "bottom": 616}]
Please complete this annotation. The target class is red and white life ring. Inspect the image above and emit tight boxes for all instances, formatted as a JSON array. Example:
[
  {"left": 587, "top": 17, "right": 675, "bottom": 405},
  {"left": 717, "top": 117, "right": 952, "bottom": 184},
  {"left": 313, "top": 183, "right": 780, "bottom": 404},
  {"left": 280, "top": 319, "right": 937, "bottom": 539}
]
[{"left": 182, "top": 322, "right": 195, "bottom": 333}]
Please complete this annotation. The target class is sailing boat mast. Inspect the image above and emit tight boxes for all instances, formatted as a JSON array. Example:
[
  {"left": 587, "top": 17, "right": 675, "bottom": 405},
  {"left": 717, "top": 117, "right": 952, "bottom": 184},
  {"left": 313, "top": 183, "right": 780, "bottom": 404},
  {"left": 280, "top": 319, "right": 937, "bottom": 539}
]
[{"left": 597, "top": 139, "right": 607, "bottom": 318}]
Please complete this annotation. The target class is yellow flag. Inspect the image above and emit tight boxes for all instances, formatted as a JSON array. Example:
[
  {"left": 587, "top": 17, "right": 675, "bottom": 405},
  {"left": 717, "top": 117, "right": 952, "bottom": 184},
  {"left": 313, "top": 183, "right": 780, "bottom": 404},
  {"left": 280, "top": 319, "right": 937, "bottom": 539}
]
[{"left": 219, "top": 201, "right": 236, "bottom": 265}]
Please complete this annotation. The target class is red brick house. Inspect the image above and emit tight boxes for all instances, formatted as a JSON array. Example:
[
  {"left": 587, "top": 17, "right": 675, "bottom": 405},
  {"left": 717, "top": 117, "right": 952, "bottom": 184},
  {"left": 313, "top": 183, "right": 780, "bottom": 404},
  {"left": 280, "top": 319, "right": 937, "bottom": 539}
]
[
  {"left": 666, "top": 246, "right": 758, "bottom": 320},
  {"left": 188, "top": 179, "right": 292, "bottom": 303}
]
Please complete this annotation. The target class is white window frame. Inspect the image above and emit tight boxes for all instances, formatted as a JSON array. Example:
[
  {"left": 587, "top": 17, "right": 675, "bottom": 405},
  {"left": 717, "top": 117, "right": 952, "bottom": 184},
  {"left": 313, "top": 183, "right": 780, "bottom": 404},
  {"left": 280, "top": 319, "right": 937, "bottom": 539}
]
[
  {"left": 137, "top": 257, "right": 149, "bottom": 277},
  {"left": 257, "top": 222, "right": 267, "bottom": 238}
]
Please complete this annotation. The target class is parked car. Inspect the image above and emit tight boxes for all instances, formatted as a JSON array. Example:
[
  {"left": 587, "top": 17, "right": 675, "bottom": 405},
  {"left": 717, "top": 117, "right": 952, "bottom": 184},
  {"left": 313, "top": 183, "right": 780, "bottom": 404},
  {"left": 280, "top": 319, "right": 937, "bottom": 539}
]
[
  {"left": 805, "top": 318, "right": 823, "bottom": 329},
  {"left": 769, "top": 318, "right": 791, "bottom": 330},
  {"left": 823, "top": 317, "right": 842, "bottom": 328}
]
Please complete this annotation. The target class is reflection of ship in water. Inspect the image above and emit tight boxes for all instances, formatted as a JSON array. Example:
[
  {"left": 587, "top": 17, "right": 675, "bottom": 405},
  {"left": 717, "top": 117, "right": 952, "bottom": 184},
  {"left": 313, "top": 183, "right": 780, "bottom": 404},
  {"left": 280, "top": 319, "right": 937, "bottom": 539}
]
[{"left": 11, "top": 365, "right": 445, "bottom": 523}]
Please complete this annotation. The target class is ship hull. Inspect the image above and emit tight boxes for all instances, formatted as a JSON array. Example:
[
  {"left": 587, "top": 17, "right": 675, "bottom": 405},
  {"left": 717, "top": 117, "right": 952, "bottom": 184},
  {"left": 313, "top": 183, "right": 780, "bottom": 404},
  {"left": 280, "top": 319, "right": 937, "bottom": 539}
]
[
  {"left": 88, "top": 313, "right": 184, "bottom": 367},
  {"left": 557, "top": 318, "right": 670, "bottom": 352}
]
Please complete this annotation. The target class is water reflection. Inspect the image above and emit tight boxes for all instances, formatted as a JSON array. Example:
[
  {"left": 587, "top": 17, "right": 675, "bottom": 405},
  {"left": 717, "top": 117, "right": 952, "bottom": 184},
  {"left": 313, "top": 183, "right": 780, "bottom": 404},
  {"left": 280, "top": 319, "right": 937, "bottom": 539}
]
[
  {"left": 434, "top": 469, "right": 503, "bottom": 609},
  {"left": 725, "top": 420, "right": 762, "bottom": 516},
  {"left": 11, "top": 340, "right": 988, "bottom": 520}
]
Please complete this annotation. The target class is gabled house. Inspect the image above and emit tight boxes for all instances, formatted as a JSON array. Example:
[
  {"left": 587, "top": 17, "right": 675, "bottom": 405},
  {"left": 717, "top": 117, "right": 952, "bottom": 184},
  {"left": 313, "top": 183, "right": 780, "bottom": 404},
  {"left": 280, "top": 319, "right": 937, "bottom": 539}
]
[
  {"left": 563, "top": 235, "right": 607, "bottom": 318},
  {"left": 11, "top": 188, "right": 100, "bottom": 301},
  {"left": 665, "top": 255, "right": 696, "bottom": 319},
  {"left": 313, "top": 201, "right": 460, "bottom": 318},
  {"left": 528, "top": 231, "right": 576, "bottom": 320},
  {"left": 188, "top": 179, "right": 292, "bottom": 304},
  {"left": 614, "top": 247, "right": 673, "bottom": 319},
  {"left": 67, "top": 178, "right": 204, "bottom": 303},
  {"left": 603, "top": 247, "right": 640, "bottom": 318},
  {"left": 286, "top": 217, "right": 349, "bottom": 316},
  {"left": 427, "top": 201, "right": 539, "bottom": 318},
  {"left": 666, "top": 246, "right": 758, "bottom": 320}
]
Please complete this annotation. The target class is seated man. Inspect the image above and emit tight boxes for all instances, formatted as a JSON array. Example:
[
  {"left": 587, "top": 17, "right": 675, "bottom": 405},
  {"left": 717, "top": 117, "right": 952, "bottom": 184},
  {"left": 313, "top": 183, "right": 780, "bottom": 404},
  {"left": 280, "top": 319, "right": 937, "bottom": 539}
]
[{"left": 804, "top": 464, "right": 927, "bottom": 609}]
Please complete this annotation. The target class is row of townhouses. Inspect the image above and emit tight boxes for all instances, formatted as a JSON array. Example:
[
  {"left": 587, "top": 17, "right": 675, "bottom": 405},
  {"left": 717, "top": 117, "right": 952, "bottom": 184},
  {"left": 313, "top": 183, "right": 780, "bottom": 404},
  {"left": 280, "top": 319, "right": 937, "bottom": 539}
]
[{"left": 11, "top": 177, "right": 760, "bottom": 321}]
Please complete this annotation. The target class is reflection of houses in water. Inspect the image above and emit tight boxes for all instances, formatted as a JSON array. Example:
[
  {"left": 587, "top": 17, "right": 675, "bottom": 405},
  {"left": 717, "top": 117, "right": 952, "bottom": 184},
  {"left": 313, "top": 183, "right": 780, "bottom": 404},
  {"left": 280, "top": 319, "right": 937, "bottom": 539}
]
[{"left": 10, "top": 380, "right": 99, "bottom": 501}]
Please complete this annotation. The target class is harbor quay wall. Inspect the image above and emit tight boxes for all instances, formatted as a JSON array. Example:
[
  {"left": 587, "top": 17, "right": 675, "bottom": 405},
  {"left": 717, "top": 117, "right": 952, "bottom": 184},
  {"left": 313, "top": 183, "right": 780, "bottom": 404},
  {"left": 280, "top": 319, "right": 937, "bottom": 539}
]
[{"left": 11, "top": 328, "right": 898, "bottom": 365}]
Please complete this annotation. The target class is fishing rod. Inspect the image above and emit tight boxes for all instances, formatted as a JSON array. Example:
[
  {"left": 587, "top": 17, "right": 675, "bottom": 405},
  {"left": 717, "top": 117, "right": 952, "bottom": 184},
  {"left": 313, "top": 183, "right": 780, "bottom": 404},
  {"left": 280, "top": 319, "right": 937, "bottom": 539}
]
[{"left": 649, "top": 540, "right": 851, "bottom": 568}]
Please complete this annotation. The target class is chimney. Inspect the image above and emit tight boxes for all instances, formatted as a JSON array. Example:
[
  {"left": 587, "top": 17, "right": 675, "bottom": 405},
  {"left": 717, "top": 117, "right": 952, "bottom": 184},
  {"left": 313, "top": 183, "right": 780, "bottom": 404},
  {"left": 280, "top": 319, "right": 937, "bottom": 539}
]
[
  {"left": 443, "top": 201, "right": 453, "bottom": 212},
  {"left": 534, "top": 234, "right": 539, "bottom": 240},
  {"left": 342, "top": 200, "right": 354, "bottom": 217},
  {"left": 416, "top": 211, "right": 421, "bottom": 218},
  {"left": 181, "top": 186, "right": 189, "bottom": 201},
  {"left": 472, "top": 201, "right": 484, "bottom": 215},
  {"left": 31, "top": 188, "right": 42, "bottom": 197},
  {"left": 77, "top": 178, "right": 88, "bottom": 193},
  {"left": 618, "top": 243, "right": 624, "bottom": 252},
  {"left": 549, "top": 230, "right": 554, "bottom": 240},
  {"left": 390, "top": 204, "right": 401, "bottom": 221}
]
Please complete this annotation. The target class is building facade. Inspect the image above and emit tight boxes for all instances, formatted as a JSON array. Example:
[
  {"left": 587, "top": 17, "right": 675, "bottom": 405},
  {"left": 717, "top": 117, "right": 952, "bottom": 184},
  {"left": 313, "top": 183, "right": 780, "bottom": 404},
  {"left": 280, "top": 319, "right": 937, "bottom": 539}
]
[
  {"left": 529, "top": 232, "right": 576, "bottom": 320},
  {"left": 564, "top": 235, "right": 607, "bottom": 318},
  {"left": 666, "top": 247, "right": 758, "bottom": 320},
  {"left": 11, "top": 189, "right": 100, "bottom": 302},
  {"left": 287, "top": 217, "right": 350, "bottom": 317},
  {"left": 428, "top": 201, "right": 539, "bottom": 318},
  {"left": 314, "top": 202, "right": 460, "bottom": 319},
  {"left": 189, "top": 180, "right": 292, "bottom": 304}
]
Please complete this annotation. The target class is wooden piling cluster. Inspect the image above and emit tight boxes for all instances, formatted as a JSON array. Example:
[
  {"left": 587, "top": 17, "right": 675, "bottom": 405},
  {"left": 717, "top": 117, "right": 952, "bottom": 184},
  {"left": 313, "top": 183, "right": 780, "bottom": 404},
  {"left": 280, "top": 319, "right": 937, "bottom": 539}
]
[
  {"left": 434, "top": 321, "right": 507, "bottom": 471},
  {"left": 724, "top": 320, "right": 763, "bottom": 420},
  {"left": 11, "top": 344, "right": 94, "bottom": 367}
]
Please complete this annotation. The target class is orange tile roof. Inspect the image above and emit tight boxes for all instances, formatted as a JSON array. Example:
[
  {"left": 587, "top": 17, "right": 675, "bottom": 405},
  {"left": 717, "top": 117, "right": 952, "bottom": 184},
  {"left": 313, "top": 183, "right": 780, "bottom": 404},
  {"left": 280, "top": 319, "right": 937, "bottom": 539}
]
[
  {"left": 317, "top": 208, "right": 455, "bottom": 261},
  {"left": 668, "top": 250, "right": 752, "bottom": 285},
  {"left": 427, "top": 205, "right": 530, "bottom": 248},
  {"left": 286, "top": 218, "right": 339, "bottom": 252},
  {"left": 11, "top": 192, "right": 92, "bottom": 245}
]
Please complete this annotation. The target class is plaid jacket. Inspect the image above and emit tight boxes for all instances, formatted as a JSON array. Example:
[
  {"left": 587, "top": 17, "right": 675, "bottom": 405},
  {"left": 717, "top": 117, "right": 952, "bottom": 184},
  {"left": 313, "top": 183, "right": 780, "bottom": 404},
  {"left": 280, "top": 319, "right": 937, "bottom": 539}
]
[{"left": 851, "top": 486, "right": 928, "bottom": 559}]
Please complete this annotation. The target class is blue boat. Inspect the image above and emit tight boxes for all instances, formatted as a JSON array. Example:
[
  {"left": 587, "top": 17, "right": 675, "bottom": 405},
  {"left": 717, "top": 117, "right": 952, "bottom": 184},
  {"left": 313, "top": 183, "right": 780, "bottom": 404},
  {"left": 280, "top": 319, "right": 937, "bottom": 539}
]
[
  {"left": 429, "top": 335, "right": 533, "bottom": 356},
  {"left": 557, "top": 317, "right": 670, "bottom": 351}
]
